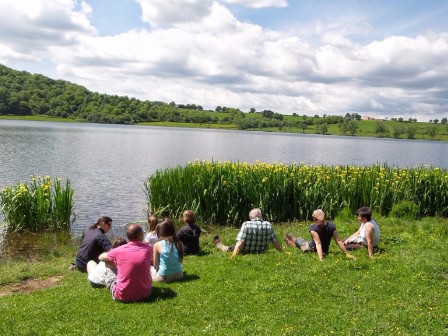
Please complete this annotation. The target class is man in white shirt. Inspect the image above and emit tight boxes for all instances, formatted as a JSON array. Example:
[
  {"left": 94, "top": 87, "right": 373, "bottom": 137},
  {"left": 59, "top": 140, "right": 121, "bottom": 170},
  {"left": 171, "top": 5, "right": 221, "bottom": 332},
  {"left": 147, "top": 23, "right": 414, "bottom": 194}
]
[{"left": 343, "top": 207, "right": 380, "bottom": 257}]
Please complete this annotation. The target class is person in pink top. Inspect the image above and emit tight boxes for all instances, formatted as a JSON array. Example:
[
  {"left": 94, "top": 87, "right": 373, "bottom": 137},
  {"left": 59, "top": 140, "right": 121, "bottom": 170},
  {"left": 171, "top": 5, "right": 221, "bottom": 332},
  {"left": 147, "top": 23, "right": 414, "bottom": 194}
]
[{"left": 99, "top": 223, "right": 152, "bottom": 302}]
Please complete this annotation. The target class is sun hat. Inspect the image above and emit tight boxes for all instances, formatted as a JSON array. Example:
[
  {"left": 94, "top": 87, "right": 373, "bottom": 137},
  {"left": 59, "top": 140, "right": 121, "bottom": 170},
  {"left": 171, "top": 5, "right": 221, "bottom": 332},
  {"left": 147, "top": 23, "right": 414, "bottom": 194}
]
[{"left": 312, "top": 209, "right": 325, "bottom": 221}]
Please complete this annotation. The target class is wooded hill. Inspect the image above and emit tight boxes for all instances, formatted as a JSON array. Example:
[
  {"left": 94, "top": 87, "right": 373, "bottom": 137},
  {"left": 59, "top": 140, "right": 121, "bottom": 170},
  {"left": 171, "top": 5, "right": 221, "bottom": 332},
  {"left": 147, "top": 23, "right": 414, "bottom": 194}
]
[{"left": 1, "top": 63, "right": 447, "bottom": 140}]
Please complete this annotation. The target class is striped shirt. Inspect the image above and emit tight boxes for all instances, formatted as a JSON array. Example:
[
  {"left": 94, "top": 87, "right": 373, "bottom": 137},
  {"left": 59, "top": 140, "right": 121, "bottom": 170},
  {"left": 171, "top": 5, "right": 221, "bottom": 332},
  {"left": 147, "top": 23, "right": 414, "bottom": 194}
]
[{"left": 236, "top": 219, "right": 279, "bottom": 253}]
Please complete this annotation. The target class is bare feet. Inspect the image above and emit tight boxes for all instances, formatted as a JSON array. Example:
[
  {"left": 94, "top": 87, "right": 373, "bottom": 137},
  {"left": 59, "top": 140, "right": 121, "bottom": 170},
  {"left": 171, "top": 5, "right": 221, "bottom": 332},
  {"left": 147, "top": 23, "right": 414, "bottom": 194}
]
[{"left": 284, "top": 234, "right": 298, "bottom": 248}]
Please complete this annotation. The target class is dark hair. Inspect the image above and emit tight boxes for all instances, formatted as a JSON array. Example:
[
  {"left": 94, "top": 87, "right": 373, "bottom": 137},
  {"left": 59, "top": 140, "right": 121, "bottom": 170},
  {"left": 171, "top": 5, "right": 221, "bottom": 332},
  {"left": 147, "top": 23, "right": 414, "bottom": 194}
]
[
  {"left": 126, "top": 223, "right": 143, "bottom": 241},
  {"left": 88, "top": 216, "right": 112, "bottom": 230},
  {"left": 148, "top": 215, "right": 158, "bottom": 232},
  {"left": 357, "top": 207, "right": 372, "bottom": 221},
  {"left": 112, "top": 237, "right": 127, "bottom": 248},
  {"left": 157, "top": 219, "right": 184, "bottom": 262},
  {"left": 183, "top": 209, "right": 196, "bottom": 225}
]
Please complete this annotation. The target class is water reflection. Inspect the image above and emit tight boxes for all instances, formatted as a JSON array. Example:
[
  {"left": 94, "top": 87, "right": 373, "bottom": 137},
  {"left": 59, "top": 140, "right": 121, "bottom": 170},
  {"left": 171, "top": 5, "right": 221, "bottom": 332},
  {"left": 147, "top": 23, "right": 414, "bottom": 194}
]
[{"left": 0, "top": 228, "right": 73, "bottom": 261}]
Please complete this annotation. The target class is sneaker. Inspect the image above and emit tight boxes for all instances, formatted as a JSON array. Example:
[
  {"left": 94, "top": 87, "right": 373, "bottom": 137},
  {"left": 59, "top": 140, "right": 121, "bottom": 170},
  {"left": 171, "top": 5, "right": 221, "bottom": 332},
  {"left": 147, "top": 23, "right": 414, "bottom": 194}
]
[{"left": 68, "top": 264, "right": 77, "bottom": 271}]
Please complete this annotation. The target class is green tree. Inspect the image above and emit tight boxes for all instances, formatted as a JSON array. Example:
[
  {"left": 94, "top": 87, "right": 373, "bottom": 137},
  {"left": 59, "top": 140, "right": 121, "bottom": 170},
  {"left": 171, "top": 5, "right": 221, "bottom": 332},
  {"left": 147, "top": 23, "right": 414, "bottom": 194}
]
[
  {"left": 339, "top": 120, "right": 359, "bottom": 136},
  {"left": 426, "top": 126, "right": 437, "bottom": 140},
  {"left": 393, "top": 126, "right": 404, "bottom": 138},
  {"left": 316, "top": 123, "right": 329, "bottom": 135},
  {"left": 375, "top": 121, "right": 388, "bottom": 137},
  {"left": 406, "top": 126, "right": 417, "bottom": 139}
]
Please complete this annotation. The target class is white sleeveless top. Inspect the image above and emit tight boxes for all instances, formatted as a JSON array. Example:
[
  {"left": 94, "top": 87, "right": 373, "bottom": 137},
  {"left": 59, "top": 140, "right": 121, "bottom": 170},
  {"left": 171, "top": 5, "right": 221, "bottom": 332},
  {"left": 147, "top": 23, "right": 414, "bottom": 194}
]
[{"left": 360, "top": 219, "right": 380, "bottom": 247}]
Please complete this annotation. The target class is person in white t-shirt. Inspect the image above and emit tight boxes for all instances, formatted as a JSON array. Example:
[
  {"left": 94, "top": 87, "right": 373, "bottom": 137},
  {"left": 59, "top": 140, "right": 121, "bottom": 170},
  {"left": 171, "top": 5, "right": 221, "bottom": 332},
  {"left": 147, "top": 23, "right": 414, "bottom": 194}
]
[
  {"left": 86, "top": 238, "right": 127, "bottom": 287},
  {"left": 144, "top": 214, "right": 159, "bottom": 246},
  {"left": 343, "top": 207, "right": 381, "bottom": 257}
]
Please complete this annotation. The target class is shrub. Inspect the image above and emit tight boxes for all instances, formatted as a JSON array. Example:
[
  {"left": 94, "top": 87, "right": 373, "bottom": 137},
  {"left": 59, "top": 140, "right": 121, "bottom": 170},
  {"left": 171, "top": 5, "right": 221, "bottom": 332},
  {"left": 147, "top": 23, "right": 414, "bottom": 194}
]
[
  {"left": 389, "top": 201, "right": 420, "bottom": 219},
  {"left": 0, "top": 176, "right": 74, "bottom": 232},
  {"left": 335, "top": 207, "right": 354, "bottom": 222},
  {"left": 146, "top": 161, "right": 448, "bottom": 225}
]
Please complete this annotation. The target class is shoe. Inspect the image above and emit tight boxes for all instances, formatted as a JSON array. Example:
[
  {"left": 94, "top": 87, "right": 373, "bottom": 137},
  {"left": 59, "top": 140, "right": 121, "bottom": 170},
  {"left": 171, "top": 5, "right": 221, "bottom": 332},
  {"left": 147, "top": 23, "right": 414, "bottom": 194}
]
[
  {"left": 213, "top": 235, "right": 220, "bottom": 245},
  {"left": 68, "top": 264, "right": 77, "bottom": 271}
]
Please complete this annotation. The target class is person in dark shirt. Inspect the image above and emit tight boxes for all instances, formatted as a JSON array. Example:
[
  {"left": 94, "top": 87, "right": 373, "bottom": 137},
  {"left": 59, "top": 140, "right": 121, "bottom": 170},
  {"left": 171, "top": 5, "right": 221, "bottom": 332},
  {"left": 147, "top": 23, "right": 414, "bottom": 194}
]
[
  {"left": 71, "top": 216, "right": 113, "bottom": 272},
  {"left": 284, "top": 209, "right": 354, "bottom": 261},
  {"left": 177, "top": 210, "right": 201, "bottom": 255}
]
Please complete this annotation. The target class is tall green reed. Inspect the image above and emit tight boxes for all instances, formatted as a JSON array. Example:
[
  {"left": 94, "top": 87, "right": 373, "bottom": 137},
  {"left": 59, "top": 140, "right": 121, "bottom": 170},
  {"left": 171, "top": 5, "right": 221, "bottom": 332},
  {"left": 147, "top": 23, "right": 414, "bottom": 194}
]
[
  {"left": 145, "top": 161, "right": 448, "bottom": 225},
  {"left": 0, "top": 176, "right": 74, "bottom": 232}
]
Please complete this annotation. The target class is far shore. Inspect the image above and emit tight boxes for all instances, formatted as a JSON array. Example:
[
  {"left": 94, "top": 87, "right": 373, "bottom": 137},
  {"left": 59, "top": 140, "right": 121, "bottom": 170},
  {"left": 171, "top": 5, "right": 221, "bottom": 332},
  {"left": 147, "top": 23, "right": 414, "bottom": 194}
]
[{"left": 1, "top": 115, "right": 447, "bottom": 141}]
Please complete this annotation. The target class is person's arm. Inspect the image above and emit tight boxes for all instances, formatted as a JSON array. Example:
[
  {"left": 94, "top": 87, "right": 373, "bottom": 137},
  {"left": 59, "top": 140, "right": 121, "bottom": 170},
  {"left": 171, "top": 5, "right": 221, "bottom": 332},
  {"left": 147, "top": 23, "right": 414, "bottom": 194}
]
[
  {"left": 153, "top": 242, "right": 161, "bottom": 271},
  {"left": 343, "top": 228, "right": 361, "bottom": 245},
  {"left": 272, "top": 240, "right": 283, "bottom": 252},
  {"left": 98, "top": 252, "right": 109, "bottom": 262},
  {"left": 177, "top": 227, "right": 186, "bottom": 238},
  {"left": 98, "top": 235, "right": 112, "bottom": 252},
  {"left": 231, "top": 240, "right": 245, "bottom": 258},
  {"left": 311, "top": 231, "right": 324, "bottom": 261},
  {"left": 333, "top": 231, "right": 355, "bottom": 258},
  {"left": 364, "top": 223, "right": 375, "bottom": 257}
]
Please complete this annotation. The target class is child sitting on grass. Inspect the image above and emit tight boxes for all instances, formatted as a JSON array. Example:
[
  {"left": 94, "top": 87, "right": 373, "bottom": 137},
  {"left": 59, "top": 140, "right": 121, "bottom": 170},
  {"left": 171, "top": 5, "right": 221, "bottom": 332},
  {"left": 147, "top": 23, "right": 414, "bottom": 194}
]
[
  {"left": 86, "top": 238, "right": 127, "bottom": 287},
  {"left": 151, "top": 219, "right": 184, "bottom": 282},
  {"left": 177, "top": 209, "right": 201, "bottom": 255},
  {"left": 144, "top": 214, "right": 159, "bottom": 245}
]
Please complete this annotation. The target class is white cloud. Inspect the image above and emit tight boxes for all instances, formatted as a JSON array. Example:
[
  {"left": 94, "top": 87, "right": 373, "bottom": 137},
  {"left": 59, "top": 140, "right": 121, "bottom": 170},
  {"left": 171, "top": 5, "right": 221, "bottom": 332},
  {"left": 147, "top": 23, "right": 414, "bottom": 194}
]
[
  {"left": 222, "top": 0, "right": 288, "bottom": 8},
  {"left": 0, "top": 0, "right": 447, "bottom": 121},
  {"left": 138, "top": 0, "right": 214, "bottom": 27},
  {"left": 0, "top": 0, "right": 95, "bottom": 61},
  {"left": 80, "top": 1, "right": 92, "bottom": 15}
]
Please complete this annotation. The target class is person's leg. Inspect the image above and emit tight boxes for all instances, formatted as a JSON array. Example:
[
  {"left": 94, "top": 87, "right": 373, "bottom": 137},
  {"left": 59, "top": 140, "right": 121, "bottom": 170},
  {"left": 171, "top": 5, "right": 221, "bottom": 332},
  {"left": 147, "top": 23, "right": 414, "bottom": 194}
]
[
  {"left": 104, "top": 270, "right": 117, "bottom": 291},
  {"left": 343, "top": 235, "right": 364, "bottom": 250},
  {"left": 299, "top": 241, "right": 314, "bottom": 252},
  {"left": 344, "top": 243, "right": 363, "bottom": 250},
  {"left": 214, "top": 235, "right": 234, "bottom": 252},
  {"left": 86, "top": 260, "right": 97, "bottom": 274},
  {"left": 284, "top": 234, "right": 296, "bottom": 247},
  {"left": 284, "top": 234, "right": 308, "bottom": 249}
]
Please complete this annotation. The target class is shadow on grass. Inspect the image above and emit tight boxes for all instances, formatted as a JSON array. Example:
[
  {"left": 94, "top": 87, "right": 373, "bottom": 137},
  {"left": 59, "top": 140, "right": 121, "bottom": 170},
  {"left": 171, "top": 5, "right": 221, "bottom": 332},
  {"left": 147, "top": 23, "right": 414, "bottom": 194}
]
[
  {"left": 181, "top": 272, "right": 200, "bottom": 282},
  {"left": 185, "top": 250, "right": 212, "bottom": 257},
  {"left": 144, "top": 287, "right": 177, "bottom": 303}
]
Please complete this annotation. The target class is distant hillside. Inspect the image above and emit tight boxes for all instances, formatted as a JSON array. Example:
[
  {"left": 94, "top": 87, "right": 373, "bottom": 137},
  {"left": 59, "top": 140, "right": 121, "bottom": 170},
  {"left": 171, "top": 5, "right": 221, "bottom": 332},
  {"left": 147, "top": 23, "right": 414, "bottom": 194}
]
[
  {"left": 1, "top": 64, "right": 447, "bottom": 140},
  {"left": 0, "top": 63, "right": 224, "bottom": 125}
]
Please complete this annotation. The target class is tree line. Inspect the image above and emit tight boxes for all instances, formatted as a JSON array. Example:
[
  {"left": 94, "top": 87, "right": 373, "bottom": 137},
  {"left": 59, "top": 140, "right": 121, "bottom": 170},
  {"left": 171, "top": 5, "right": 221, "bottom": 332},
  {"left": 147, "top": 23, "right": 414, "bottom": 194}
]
[{"left": 0, "top": 64, "right": 446, "bottom": 139}]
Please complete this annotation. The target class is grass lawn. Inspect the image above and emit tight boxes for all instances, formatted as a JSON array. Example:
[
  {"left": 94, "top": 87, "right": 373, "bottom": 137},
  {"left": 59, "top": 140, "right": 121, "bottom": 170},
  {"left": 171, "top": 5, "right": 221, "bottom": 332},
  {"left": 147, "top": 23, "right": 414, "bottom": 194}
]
[{"left": 0, "top": 217, "right": 447, "bottom": 335}]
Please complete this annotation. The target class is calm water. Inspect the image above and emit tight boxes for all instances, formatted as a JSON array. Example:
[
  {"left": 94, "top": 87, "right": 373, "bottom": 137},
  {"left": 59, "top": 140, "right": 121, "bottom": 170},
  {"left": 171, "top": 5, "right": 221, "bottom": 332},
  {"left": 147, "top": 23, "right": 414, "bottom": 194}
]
[{"left": 0, "top": 120, "right": 447, "bottom": 236}]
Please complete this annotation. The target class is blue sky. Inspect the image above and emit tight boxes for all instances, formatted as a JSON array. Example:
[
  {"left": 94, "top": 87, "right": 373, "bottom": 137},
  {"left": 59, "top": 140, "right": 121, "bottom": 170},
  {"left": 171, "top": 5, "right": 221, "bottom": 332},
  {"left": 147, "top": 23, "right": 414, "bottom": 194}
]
[{"left": 1, "top": 0, "right": 447, "bottom": 121}]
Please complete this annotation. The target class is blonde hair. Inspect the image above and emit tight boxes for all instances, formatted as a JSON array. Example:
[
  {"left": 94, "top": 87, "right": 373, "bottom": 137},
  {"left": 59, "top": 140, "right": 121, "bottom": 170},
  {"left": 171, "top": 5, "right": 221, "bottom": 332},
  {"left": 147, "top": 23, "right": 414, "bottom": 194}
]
[
  {"left": 183, "top": 209, "right": 196, "bottom": 225},
  {"left": 148, "top": 214, "right": 158, "bottom": 231}
]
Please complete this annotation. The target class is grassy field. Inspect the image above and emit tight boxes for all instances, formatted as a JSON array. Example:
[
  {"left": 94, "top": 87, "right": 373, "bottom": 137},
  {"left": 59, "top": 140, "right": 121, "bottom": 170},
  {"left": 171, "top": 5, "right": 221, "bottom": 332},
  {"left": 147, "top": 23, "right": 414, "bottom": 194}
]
[{"left": 0, "top": 216, "right": 447, "bottom": 335}]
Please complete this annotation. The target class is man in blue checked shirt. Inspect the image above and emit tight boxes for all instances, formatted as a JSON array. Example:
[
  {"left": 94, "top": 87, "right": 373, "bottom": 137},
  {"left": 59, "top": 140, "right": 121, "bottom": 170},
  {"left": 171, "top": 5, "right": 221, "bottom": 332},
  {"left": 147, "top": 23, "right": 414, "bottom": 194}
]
[{"left": 214, "top": 208, "right": 283, "bottom": 257}]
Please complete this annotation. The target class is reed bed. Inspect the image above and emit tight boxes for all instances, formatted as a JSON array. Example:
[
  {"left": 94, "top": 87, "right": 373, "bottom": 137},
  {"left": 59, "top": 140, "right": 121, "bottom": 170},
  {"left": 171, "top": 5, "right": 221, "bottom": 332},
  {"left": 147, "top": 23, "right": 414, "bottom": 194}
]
[
  {"left": 146, "top": 161, "right": 448, "bottom": 224},
  {"left": 0, "top": 176, "right": 74, "bottom": 232}
]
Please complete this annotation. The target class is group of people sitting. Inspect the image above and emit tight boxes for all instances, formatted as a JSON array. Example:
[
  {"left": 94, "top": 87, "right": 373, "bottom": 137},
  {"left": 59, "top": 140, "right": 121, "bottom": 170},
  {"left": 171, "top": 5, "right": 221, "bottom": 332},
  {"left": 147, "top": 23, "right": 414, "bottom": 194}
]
[
  {"left": 70, "top": 206, "right": 380, "bottom": 302},
  {"left": 70, "top": 210, "right": 201, "bottom": 302}
]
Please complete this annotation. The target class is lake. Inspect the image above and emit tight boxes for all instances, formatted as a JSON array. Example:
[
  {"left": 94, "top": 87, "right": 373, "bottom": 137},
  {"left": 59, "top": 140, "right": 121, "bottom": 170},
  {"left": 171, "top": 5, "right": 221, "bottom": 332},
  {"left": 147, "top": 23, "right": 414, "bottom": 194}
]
[{"left": 0, "top": 120, "right": 447, "bottom": 236}]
